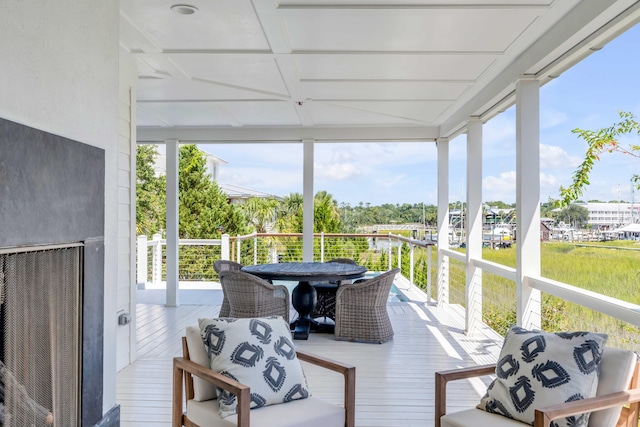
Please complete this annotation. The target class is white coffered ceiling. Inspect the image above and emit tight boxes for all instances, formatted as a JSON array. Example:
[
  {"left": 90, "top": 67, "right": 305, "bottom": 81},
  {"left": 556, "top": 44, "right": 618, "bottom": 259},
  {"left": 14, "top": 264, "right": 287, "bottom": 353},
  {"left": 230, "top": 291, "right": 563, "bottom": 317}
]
[{"left": 120, "top": 0, "right": 640, "bottom": 143}]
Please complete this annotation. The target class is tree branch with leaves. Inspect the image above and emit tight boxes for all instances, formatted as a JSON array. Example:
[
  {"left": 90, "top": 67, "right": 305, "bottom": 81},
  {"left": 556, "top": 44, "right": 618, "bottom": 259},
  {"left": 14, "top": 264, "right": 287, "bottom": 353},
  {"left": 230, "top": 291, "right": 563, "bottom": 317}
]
[{"left": 557, "top": 111, "right": 640, "bottom": 207}]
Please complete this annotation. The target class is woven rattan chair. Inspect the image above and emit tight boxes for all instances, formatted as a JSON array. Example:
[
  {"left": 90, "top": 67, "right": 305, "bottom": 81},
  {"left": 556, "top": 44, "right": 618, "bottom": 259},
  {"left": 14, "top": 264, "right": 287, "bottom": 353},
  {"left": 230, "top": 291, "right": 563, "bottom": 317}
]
[
  {"left": 213, "top": 260, "right": 243, "bottom": 317},
  {"left": 311, "top": 258, "right": 359, "bottom": 322},
  {"left": 334, "top": 268, "right": 399, "bottom": 343},
  {"left": 219, "top": 270, "right": 290, "bottom": 320}
]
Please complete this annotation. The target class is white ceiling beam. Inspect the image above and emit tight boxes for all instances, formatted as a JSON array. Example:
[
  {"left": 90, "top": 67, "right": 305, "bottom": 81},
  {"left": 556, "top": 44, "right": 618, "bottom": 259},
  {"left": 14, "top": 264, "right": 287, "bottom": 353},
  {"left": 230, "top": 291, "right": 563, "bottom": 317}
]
[
  {"left": 439, "top": 0, "right": 622, "bottom": 137},
  {"left": 137, "top": 126, "right": 439, "bottom": 143}
]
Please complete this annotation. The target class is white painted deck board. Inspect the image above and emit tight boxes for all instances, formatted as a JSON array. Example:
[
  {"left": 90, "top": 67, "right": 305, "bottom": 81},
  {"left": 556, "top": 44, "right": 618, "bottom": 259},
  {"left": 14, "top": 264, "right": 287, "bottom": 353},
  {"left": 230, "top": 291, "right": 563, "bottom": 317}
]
[{"left": 116, "top": 289, "right": 502, "bottom": 426}]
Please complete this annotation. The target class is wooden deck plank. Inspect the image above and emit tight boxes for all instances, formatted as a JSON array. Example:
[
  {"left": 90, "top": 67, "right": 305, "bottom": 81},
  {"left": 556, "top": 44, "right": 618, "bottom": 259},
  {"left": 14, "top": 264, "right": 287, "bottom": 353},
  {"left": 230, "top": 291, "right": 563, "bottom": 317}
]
[{"left": 117, "top": 289, "right": 502, "bottom": 426}]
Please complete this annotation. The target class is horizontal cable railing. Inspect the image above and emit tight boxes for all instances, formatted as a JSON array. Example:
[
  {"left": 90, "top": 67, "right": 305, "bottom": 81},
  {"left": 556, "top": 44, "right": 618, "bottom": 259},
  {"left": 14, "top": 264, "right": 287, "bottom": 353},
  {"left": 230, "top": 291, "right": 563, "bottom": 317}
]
[{"left": 136, "top": 233, "right": 640, "bottom": 351}]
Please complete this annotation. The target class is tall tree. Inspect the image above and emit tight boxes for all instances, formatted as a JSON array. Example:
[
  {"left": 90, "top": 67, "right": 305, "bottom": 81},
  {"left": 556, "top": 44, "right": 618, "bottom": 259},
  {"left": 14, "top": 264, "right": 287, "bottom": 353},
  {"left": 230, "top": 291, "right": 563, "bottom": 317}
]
[
  {"left": 178, "top": 144, "right": 247, "bottom": 238},
  {"left": 136, "top": 145, "right": 166, "bottom": 236},
  {"left": 556, "top": 204, "right": 589, "bottom": 229}
]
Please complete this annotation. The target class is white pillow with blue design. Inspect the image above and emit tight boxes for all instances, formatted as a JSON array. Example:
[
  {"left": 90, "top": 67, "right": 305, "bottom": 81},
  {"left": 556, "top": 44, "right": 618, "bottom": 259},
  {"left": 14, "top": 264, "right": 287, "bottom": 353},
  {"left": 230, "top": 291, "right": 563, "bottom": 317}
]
[
  {"left": 198, "top": 316, "right": 311, "bottom": 418},
  {"left": 477, "top": 326, "right": 607, "bottom": 427}
]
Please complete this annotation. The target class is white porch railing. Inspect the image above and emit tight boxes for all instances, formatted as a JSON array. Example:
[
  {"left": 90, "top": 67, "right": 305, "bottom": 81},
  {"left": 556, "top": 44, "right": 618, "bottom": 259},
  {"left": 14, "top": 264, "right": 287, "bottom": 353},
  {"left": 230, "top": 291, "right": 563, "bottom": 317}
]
[
  {"left": 136, "top": 233, "right": 640, "bottom": 351},
  {"left": 137, "top": 232, "right": 434, "bottom": 299}
]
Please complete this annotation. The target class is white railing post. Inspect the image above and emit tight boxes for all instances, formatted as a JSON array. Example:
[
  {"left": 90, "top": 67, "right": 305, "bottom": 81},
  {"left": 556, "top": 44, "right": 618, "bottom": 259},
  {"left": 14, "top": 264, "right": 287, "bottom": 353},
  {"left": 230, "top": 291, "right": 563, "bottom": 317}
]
[
  {"left": 254, "top": 236, "right": 258, "bottom": 265},
  {"left": 397, "top": 240, "right": 401, "bottom": 270},
  {"left": 151, "top": 233, "right": 162, "bottom": 285},
  {"left": 236, "top": 236, "right": 242, "bottom": 264},
  {"left": 388, "top": 236, "right": 392, "bottom": 271},
  {"left": 409, "top": 243, "right": 414, "bottom": 286},
  {"left": 427, "top": 245, "right": 432, "bottom": 303},
  {"left": 221, "top": 234, "right": 230, "bottom": 260},
  {"left": 320, "top": 232, "right": 325, "bottom": 262},
  {"left": 136, "top": 235, "right": 148, "bottom": 288}
]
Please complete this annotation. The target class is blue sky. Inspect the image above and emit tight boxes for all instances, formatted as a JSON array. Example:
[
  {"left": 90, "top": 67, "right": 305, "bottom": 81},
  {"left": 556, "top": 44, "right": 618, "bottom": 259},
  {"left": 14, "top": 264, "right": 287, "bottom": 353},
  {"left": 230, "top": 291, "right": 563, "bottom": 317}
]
[{"left": 202, "top": 24, "right": 640, "bottom": 207}]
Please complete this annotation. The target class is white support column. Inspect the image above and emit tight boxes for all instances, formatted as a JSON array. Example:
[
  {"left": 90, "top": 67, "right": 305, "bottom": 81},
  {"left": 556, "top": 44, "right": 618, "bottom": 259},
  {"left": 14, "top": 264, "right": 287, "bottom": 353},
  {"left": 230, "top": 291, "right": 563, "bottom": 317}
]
[
  {"left": 165, "top": 139, "right": 179, "bottom": 307},
  {"left": 437, "top": 137, "right": 450, "bottom": 306},
  {"left": 516, "top": 77, "right": 542, "bottom": 330},
  {"left": 303, "top": 139, "right": 314, "bottom": 262},
  {"left": 466, "top": 118, "right": 483, "bottom": 334}
]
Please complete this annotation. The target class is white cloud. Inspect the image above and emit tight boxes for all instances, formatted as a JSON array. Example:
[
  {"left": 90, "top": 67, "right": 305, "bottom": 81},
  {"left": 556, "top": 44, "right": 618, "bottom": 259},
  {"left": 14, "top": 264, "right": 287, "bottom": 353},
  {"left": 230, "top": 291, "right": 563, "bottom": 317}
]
[
  {"left": 315, "top": 162, "right": 363, "bottom": 180},
  {"left": 540, "top": 144, "right": 582, "bottom": 169},
  {"left": 540, "top": 107, "right": 569, "bottom": 129},
  {"left": 483, "top": 171, "right": 516, "bottom": 201}
]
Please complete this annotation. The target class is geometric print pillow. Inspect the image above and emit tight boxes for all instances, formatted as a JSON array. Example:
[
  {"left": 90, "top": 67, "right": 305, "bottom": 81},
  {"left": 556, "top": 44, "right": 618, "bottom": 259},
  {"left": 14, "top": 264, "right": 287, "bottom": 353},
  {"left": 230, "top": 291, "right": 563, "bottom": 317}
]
[
  {"left": 477, "top": 326, "right": 607, "bottom": 427},
  {"left": 198, "top": 316, "right": 311, "bottom": 419}
]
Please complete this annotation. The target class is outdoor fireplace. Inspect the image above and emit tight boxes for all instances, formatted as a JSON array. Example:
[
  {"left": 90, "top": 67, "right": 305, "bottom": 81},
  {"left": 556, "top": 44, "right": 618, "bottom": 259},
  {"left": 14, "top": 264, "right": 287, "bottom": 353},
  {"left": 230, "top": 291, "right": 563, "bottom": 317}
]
[
  {"left": 0, "top": 117, "right": 113, "bottom": 426},
  {"left": 1, "top": 245, "right": 81, "bottom": 426}
]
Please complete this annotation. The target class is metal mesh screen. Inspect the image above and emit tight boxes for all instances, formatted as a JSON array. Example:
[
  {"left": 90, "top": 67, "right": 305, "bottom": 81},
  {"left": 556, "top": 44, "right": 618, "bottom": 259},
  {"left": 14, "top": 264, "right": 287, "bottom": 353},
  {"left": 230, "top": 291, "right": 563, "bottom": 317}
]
[{"left": 0, "top": 246, "right": 81, "bottom": 426}]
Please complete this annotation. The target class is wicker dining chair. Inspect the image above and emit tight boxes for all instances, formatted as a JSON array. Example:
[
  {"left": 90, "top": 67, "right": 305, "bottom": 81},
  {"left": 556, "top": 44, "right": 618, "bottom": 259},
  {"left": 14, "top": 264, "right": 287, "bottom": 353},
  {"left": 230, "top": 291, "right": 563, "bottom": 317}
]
[
  {"left": 218, "top": 270, "right": 290, "bottom": 321},
  {"left": 213, "top": 260, "right": 244, "bottom": 317},
  {"left": 311, "top": 258, "right": 359, "bottom": 322},
  {"left": 334, "top": 268, "right": 399, "bottom": 343}
]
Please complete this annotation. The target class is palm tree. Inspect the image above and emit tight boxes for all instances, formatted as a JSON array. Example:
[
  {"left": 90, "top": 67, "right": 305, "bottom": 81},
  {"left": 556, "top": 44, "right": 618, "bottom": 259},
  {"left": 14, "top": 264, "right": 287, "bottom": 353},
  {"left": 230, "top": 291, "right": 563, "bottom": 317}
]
[
  {"left": 275, "top": 193, "right": 304, "bottom": 233},
  {"left": 314, "top": 190, "right": 341, "bottom": 232},
  {"left": 243, "top": 197, "right": 279, "bottom": 233}
]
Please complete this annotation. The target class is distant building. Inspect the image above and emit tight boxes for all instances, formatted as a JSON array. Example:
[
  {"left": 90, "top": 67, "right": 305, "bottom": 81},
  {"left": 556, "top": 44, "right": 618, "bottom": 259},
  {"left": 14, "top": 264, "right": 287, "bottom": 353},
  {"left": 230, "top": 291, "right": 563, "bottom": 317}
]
[
  {"left": 218, "top": 183, "right": 282, "bottom": 205},
  {"left": 576, "top": 202, "right": 640, "bottom": 229},
  {"left": 154, "top": 152, "right": 280, "bottom": 203},
  {"left": 154, "top": 152, "right": 227, "bottom": 181}
]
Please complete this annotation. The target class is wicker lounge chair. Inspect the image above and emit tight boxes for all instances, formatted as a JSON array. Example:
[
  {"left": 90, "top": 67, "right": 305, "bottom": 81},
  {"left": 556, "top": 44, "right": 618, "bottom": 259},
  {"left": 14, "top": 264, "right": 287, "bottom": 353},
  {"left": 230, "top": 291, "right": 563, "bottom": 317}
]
[
  {"left": 219, "top": 270, "right": 290, "bottom": 320},
  {"left": 334, "top": 268, "right": 399, "bottom": 343},
  {"left": 213, "top": 260, "right": 243, "bottom": 317},
  {"left": 311, "top": 258, "right": 359, "bottom": 322}
]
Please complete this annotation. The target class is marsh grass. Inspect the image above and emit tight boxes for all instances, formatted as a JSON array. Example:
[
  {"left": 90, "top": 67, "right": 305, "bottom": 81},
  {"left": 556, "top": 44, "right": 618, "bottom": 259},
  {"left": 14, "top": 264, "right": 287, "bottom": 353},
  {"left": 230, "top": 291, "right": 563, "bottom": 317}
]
[{"left": 431, "top": 242, "right": 640, "bottom": 351}]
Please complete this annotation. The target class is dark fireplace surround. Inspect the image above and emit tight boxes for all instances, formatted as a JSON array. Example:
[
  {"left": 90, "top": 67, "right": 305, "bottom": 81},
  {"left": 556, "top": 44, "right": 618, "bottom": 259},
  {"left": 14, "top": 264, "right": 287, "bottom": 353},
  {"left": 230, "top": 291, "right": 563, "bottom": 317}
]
[{"left": 0, "top": 117, "right": 119, "bottom": 426}]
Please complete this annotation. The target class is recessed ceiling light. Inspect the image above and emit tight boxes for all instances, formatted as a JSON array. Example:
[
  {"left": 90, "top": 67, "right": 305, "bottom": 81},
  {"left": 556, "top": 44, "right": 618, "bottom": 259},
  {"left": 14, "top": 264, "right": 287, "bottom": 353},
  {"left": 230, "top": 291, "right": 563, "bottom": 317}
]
[{"left": 171, "top": 4, "right": 198, "bottom": 15}]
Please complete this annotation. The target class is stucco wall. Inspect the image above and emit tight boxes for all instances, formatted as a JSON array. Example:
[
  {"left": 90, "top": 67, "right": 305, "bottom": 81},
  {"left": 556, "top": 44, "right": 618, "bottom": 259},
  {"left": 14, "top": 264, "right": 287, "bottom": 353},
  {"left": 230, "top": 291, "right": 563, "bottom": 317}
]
[{"left": 0, "top": 0, "right": 121, "bottom": 418}]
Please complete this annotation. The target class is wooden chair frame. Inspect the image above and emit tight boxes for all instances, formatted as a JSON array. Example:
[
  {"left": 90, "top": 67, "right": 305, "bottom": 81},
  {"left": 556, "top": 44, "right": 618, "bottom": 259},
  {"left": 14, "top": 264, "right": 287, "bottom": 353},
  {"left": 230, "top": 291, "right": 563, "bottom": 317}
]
[
  {"left": 173, "top": 337, "right": 356, "bottom": 427},
  {"left": 435, "top": 360, "right": 640, "bottom": 427}
]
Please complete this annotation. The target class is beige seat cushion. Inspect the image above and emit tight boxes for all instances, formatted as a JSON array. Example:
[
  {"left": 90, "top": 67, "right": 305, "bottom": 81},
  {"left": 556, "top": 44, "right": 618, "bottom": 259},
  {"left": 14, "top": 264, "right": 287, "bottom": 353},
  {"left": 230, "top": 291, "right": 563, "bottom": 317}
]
[
  {"left": 186, "top": 325, "right": 218, "bottom": 401},
  {"left": 441, "top": 408, "right": 523, "bottom": 427},
  {"left": 187, "top": 396, "right": 345, "bottom": 427},
  {"left": 588, "top": 346, "right": 637, "bottom": 427}
]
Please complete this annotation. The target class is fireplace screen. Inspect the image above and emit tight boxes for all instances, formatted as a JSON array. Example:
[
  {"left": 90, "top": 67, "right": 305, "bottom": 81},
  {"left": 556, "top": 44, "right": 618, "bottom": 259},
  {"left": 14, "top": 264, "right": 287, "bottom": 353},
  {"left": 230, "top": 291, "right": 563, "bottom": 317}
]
[{"left": 0, "top": 245, "right": 82, "bottom": 426}]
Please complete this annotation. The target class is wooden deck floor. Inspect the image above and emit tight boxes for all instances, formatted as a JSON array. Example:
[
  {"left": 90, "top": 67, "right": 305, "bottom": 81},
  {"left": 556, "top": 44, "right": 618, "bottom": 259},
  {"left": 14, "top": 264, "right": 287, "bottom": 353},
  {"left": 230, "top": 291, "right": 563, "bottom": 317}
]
[{"left": 116, "top": 286, "right": 503, "bottom": 426}]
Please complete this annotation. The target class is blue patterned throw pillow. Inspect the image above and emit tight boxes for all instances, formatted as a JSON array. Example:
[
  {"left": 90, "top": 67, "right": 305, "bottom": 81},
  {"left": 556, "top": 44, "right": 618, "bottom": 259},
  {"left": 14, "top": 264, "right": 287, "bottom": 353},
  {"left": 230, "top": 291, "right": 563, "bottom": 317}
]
[
  {"left": 477, "top": 326, "right": 607, "bottom": 427},
  {"left": 198, "top": 316, "right": 311, "bottom": 419}
]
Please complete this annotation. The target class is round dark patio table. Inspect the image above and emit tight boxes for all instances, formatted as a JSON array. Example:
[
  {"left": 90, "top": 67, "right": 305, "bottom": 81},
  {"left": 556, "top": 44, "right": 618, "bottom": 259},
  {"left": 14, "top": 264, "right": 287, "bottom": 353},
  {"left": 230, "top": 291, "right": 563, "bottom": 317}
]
[{"left": 241, "top": 262, "right": 367, "bottom": 339}]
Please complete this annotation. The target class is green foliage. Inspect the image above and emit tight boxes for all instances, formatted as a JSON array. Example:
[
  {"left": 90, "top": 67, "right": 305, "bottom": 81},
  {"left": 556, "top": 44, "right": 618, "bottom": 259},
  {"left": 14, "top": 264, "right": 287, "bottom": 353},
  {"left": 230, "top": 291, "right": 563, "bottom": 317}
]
[
  {"left": 558, "top": 111, "right": 640, "bottom": 207},
  {"left": 136, "top": 144, "right": 249, "bottom": 239},
  {"left": 178, "top": 145, "right": 248, "bottom": 238},
  {"left": 136, "top": 145, "right": 166, "bottom": 236},
  {"left": 555, "top": 204, "right": 589, "bottom": 228},
  {"left": 341, "top": 202, "right": 438, "bottom": 227},
  {"left": 242, "top": 197, "right": 279, "bottom": 233}
]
